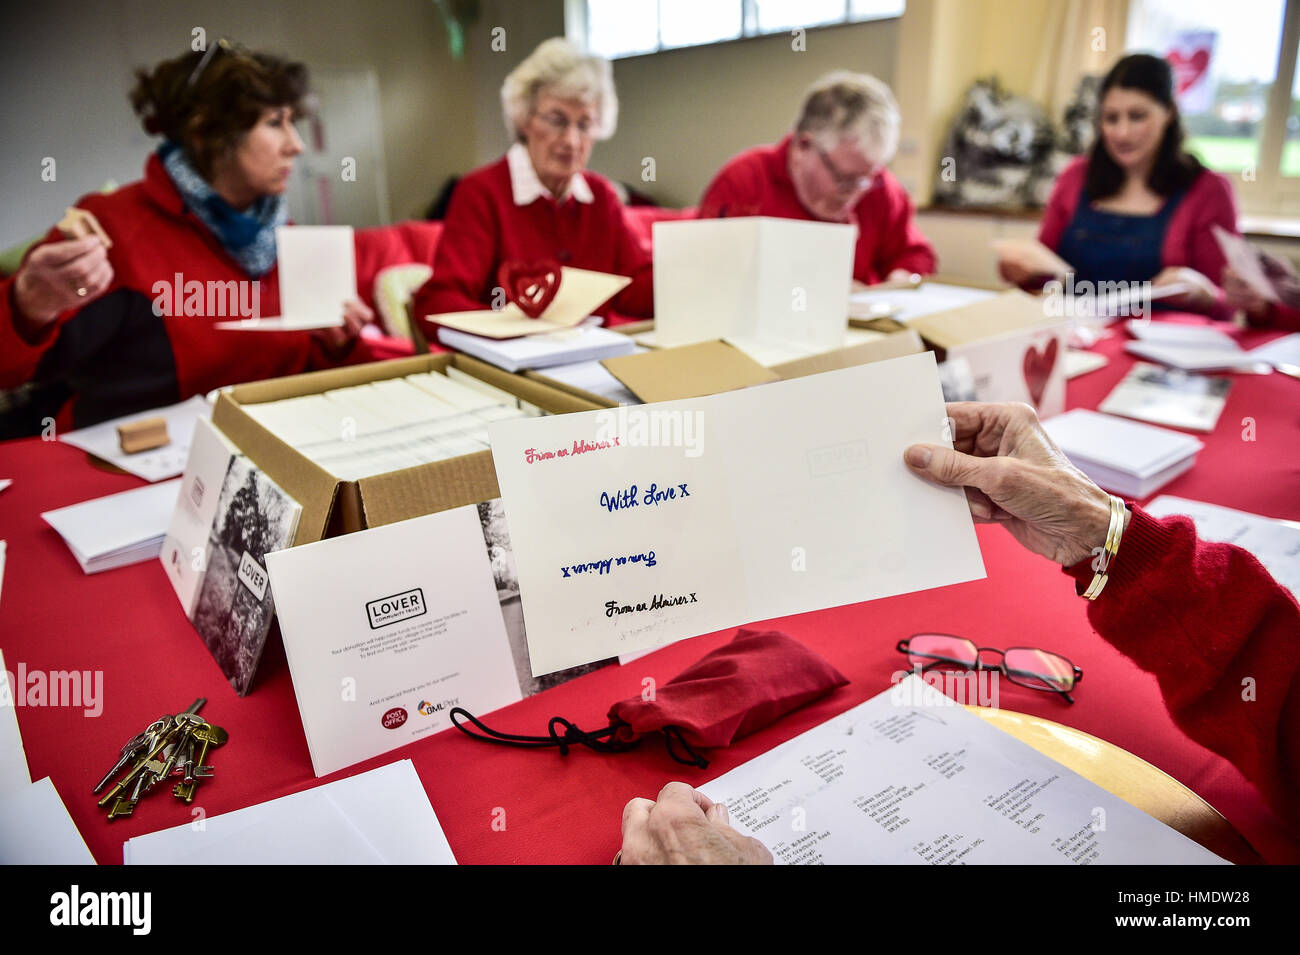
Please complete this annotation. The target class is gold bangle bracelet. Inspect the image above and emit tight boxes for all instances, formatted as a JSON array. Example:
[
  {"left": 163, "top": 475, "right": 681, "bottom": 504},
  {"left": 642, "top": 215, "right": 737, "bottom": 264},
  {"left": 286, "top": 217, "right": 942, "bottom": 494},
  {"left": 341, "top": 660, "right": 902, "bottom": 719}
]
[{"left": 1082, "top": 495, "right": 1127, "bottom": 601}]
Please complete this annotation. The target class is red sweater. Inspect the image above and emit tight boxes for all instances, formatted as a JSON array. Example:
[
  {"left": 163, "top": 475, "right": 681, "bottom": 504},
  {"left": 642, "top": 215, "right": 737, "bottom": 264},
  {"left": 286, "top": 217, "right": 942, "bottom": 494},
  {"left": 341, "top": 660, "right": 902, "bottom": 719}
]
[
  {"left": 1039, "top": 157, "right": 1238, "bottom": 319},
  {"left": 412, "top": 155, "right": 653, "bottom": 335},
  {"left": 0, "top": 155, "right": 437, "bottom": 431},
  {"left": 697, "top": 135, "right": 937, "bottom": 284},
  {"left": 1064, "top": 505, "right": 1300, "bottom": 823}
]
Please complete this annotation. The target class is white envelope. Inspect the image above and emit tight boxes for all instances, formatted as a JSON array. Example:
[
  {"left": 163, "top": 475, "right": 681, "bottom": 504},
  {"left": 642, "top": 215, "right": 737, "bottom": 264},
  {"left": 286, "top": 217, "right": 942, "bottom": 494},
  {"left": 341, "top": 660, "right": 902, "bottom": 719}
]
[
  {"left": 653, "top": 217, "right": 856, "bottom": 350},
  {"left": 58, "top": 394, "right": 212, "bottom": 482},
  {"left": 123, "top": 760, "right": 455, "bottom": 864},
  {"left": 487, "top": 352, "right": 986, "bottom": 675},
  {"left": 215, "top": 225, "right": 354, "bottom": 330}
]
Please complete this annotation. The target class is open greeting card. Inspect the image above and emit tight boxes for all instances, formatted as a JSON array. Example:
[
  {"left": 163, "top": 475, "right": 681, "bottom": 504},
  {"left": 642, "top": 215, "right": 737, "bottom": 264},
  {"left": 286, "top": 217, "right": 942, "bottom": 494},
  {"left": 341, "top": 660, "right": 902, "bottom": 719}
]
[
  {"left": 487, "top": 351, "right": 986, "bottom": 675},
  {"left": 215, "top": 225, "right": 354, "bottom": 331},
  {"left": 427, "top": 266, "right": 630, "bottom": 339}
]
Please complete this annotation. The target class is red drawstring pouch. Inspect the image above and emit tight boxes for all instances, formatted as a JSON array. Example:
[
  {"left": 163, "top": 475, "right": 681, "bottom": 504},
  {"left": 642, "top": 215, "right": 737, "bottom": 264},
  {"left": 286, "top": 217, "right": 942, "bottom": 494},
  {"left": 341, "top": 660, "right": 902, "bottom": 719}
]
[{"left": 450, "top": 628, "right": 848, "bottom": 769}]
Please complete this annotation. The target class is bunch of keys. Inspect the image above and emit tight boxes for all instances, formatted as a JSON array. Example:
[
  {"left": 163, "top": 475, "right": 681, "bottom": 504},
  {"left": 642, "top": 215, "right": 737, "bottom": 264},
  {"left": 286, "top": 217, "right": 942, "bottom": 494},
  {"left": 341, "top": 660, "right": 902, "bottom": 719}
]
[{"left": 94, "top": 698, "right": 229, "bottom": 820}]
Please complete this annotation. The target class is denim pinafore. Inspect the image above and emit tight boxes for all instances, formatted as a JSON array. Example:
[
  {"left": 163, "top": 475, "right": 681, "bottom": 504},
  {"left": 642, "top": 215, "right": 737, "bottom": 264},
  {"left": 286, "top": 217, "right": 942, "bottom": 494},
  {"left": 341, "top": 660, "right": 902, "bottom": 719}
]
[{"left": 1056, "top": 188, "right": 1187, "bottom": 285}]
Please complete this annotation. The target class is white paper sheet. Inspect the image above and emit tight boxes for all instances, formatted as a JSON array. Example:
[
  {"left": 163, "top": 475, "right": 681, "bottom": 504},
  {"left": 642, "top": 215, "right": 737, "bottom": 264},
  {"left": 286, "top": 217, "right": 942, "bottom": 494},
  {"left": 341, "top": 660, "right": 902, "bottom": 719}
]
[
  {"left": 851, "top": 282, "right": 997, "bottom": 323},
  {"left": 58, "top": 395, "right": 211, "bottom": 482},
  {"left": 215, "top": 225, "right": 354, "bottom": 330},
  {"left": 537, "top": 356, "right": 644, "bottom": 405},
  {"left": 41, "top": 480, "right": 182, "bottom": 574},
  {"left": 0, "top": 649, "right": 32, "bottom": 796},
  {"left": 0, "top": 777, "right": 96, "bottom": 864},
  {"left": 266, "top": 505, "right": 524, "bottom": 777},
  {"left": 1145, "top": 496, "right": 1300, "bottom": 599},
  {"left": 703, "top": 675, "right": 1226, "bottom": 864},
  {"left": 653, "top": 217, "right": 856, "bottom": 350},
  {"left": 1043, "top": 409, "right": 1202, "bottom": 498},
  {"left": 0, "top": 479, "right": 10, "bottom": 493},
  {"left": 488, "top": 352, "right": 986, "bottom": 675},
  {"left": 1064, "top": 349, "right": 1108, "bottom": 379},
  {"left": 1248, "top": 333, "right": 1300, "bottom": 370},
  {"left": 1125, "top": 341, "right": 1265, "bottom": 372},
  {"left": 1212, "top": 225, "right": 1277, "bottom": 302},
  {"left": 124, "top": 760, "right": 455, "bottom": 864}
]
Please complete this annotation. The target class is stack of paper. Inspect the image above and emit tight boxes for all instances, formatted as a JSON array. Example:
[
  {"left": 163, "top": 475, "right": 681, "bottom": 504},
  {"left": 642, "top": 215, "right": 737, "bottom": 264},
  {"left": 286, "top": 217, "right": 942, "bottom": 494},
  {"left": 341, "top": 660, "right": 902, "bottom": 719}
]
[
  {"left": 58, "top": 395, "right": 211, "bottom": 482},
  {"left": 703, "top": 674, "right": 1225, "bottom": 864},
  {"left": 238, "top": 370, "right": 528, "bottom": 481},
  {"left": 437, "top": 322, "right": 638, "bottom": 373},
  {"left": 1124, "top": 321, "right": 1262, "bottom": 372},
  {"left": 1098, "top": 362, "right": 1232, "bottom": 433},
  {"left": 41, "top": 479, "right": 181, "bottom": 573},
  {"left": 1043, "top": 409, "right": 1203, "bottom": 498},
  {"left": 537, "top": 356, "right": 643, "bottom": 405},
  {"left": 123, "top": 760, "right": 456, "bottom": 864},
  {"left": 1146, "top": 496, "right": 1300, "bottom": 599},
  {"left": 849, "top": 282, "right": 996, "bottom": 323}
]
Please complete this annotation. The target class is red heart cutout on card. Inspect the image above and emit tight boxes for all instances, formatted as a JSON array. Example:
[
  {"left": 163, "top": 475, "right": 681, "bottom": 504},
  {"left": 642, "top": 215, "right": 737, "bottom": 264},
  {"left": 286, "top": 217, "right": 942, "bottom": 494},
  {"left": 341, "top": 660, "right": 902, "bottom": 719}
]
[
  {"left": 497, "top": 259, "right": 561, "bottom": 318},
  {"left": 1022, "top": 337, "right": 1058, "bottom": 408},
  {"left": 1167, "top": 49, "right": 1210, "bottom": 95}
]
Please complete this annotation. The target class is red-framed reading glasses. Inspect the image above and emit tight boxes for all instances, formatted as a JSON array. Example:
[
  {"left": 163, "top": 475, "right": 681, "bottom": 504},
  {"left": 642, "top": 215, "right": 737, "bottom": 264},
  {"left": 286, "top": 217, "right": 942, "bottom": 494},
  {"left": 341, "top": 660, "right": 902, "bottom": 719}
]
[{"left": 896, "top": 633, "right": 1084, "bottom": 704}]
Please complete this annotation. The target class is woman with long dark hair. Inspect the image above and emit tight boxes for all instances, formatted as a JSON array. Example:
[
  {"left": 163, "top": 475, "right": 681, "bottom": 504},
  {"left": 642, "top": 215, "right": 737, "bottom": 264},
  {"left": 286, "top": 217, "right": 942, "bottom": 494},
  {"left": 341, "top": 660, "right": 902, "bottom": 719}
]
[{"left": 1000, "top": 53, "right": 1237, "bottom": 317}]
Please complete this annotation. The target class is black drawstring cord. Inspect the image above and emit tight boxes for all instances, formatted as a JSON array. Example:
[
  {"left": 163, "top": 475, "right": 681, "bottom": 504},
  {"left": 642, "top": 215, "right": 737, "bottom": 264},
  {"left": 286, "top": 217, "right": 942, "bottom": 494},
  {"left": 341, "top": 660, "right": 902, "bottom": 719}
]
[
  {"left": 663, "top": 725, "right": 710, "bottom": 769},
  {"left": 450, "top": 707, "right": 639, "bottom": 756},
  {"left": 450, "top": 707, "right": 709, "bottom": 768}
]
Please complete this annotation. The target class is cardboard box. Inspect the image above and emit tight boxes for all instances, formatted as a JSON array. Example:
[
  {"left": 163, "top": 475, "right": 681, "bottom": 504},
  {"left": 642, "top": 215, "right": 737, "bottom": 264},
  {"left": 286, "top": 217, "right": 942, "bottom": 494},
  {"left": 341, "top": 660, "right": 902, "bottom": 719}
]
[
  {"left": 908, "top": 290, "right": 1067, "bottom": 417},
  {"left": 212, "top": 353, "right": 601, "bottom": 545}
]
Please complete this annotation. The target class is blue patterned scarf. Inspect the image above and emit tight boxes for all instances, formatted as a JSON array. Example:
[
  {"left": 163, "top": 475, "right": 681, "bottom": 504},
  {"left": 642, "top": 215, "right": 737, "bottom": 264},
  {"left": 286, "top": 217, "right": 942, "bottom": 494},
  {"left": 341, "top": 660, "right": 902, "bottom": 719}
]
[{"left": 159, "top": 141, "right": 286, "bottom": 277}]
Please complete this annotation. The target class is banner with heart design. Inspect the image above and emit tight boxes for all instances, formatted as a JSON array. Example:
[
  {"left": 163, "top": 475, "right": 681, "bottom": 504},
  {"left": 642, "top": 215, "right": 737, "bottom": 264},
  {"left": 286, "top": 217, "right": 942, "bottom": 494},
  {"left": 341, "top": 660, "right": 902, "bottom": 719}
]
[{"left": 1166, "top": 32, "right": 1215, "bottom": 114}]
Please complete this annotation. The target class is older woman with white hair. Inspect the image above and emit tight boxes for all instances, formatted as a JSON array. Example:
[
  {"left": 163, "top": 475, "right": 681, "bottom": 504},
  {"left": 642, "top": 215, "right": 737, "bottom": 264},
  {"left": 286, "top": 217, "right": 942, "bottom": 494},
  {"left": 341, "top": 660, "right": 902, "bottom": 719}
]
[
  {"left": 699, "top": 71, "right": 936, "bottom": 285},
  {"left": 413, "top": 38, "right": 652, "bottom": 336}
]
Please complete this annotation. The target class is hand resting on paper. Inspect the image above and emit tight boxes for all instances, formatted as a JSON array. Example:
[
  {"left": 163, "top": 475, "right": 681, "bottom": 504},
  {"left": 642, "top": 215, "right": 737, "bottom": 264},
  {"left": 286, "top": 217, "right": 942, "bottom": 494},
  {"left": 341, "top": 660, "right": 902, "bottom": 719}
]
[
  {"left": 1151, "top": 265, "right": 1217, "bottom": 312},
  {"left": 903, "top": 401, "right": 1125, "bottom": 568},
  {"left": 618, "top": 782, "right": 773, "bottom": 865},
  {"left": 311, "top": 298, "right": 373, "bottom": 361}
]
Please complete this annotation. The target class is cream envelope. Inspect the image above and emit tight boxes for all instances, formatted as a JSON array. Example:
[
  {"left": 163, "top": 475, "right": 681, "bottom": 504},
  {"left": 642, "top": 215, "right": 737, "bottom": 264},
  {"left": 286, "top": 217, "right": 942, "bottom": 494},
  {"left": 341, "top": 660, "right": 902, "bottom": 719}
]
[
  {"left": 487, "top": 351, "right": 986, "bottom": 676},
  {"left": 429, "top": 267, "right": 630, "bottom": 339}
]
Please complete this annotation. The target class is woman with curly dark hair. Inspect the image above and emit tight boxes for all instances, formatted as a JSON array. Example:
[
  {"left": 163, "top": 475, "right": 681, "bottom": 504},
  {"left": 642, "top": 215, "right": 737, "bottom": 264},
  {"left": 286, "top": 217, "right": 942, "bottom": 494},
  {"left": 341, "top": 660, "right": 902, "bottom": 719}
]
[
  {"left": 999, "top": 53, "right": 1239, "bottom": 319},
  {"left": 0, "top": 42, "right": 397, "bottom": 434}
]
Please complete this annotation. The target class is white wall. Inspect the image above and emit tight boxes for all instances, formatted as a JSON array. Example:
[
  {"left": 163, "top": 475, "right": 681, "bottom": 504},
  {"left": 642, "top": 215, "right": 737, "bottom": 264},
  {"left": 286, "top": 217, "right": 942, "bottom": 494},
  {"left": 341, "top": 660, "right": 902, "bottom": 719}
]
[{"left": 0, "top": 0, "right": 476, "bottom": 243}]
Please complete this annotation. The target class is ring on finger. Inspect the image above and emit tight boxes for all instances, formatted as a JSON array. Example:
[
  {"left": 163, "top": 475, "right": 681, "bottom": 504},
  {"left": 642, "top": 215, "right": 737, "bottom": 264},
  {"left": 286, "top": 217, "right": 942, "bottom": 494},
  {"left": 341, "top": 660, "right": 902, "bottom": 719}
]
[{"left": 76, "top": 286, "right": 88, "bottom": 297}]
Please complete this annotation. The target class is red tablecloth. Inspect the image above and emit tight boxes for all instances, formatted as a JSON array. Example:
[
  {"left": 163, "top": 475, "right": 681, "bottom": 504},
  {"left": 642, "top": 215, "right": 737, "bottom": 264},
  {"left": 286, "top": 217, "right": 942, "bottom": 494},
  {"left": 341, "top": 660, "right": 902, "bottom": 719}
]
[{"left": 1, "top": 318, "right": 1297, "bottom": 865}]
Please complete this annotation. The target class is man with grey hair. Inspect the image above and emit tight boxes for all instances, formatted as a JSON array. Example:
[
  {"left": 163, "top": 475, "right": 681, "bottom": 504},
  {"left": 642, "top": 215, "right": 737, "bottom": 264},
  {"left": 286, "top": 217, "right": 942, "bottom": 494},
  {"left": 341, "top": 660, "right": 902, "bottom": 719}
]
[{"left": 699, "top": 71, "right": 935, "bottom": 285}]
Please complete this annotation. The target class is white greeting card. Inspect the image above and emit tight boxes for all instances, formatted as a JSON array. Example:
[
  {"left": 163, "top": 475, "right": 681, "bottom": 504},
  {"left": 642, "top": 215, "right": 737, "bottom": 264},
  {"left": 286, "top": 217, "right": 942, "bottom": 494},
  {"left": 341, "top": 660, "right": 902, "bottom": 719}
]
[
  {"left": 265, "top": 504, "right": 525, "bottom": 777},
  {"left": 215, "top": 225, "right": 354, "bottom": 330},
  {"left": 652, "top": 217, "right": 856, "bottom": 350},
  {"left": 487, "top": 352, "right": 986, "bottom": 675}
]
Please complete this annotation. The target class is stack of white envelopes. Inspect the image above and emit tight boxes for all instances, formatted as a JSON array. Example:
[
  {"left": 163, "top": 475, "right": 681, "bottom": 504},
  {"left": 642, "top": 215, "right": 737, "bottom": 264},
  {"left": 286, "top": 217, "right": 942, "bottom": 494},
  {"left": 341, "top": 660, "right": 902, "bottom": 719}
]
[{"left": 1043, "top": 409, "right": 1203, "bottom": 498}]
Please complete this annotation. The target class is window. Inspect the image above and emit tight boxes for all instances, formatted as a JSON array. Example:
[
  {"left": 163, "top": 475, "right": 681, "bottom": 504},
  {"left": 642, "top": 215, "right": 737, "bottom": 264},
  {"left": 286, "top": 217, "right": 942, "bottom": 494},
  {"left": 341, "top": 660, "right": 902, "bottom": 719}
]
[
  {"left": 1127, "top": 0, "right": 1300, "bottom": 212},
  {"left": 577, "top": 0, "right": 905, "bottom": 60}
]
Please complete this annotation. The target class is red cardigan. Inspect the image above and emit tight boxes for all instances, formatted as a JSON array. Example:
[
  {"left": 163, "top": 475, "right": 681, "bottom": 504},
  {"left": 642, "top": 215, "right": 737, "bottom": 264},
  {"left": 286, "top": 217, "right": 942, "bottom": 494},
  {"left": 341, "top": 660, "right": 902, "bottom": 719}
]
[
  {"left": 412, "top": 155, "right": 653, "bottom": 335},
  {"left": 0, "top": 155, "right": 437, "bottom": 431},
  {"left": 697, "top": 134, "right": 937, "bottom": 284},
  {"left": 1039, "top": 156, "right": 1238, "bottom": 319},
  {"left": 1064, "top": 505, "right": 1300, "bottom": 823}
]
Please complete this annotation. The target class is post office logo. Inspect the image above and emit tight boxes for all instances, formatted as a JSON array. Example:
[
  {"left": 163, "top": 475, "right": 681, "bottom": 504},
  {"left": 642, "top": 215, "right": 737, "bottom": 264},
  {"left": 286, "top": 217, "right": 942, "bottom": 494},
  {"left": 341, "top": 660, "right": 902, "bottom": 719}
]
[
  {"left": 366, "top": 588, "right": 427, "bottom": 629},
  {"left": 807, "top": 439, "right": 868, "bottom": 477},
  {"left": 381, "top": 707, "right": 408, "bottom": 730}
]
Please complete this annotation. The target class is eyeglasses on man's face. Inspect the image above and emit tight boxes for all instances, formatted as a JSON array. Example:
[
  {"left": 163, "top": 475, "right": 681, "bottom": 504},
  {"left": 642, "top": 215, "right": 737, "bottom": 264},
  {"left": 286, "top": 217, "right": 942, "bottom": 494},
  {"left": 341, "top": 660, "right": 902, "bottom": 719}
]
[
  {"left": 812, "top": 142, "right": 880, "bottom": 194},
  {"left": 896, "top": 633, "right": 1084, "bottom": 704}
]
